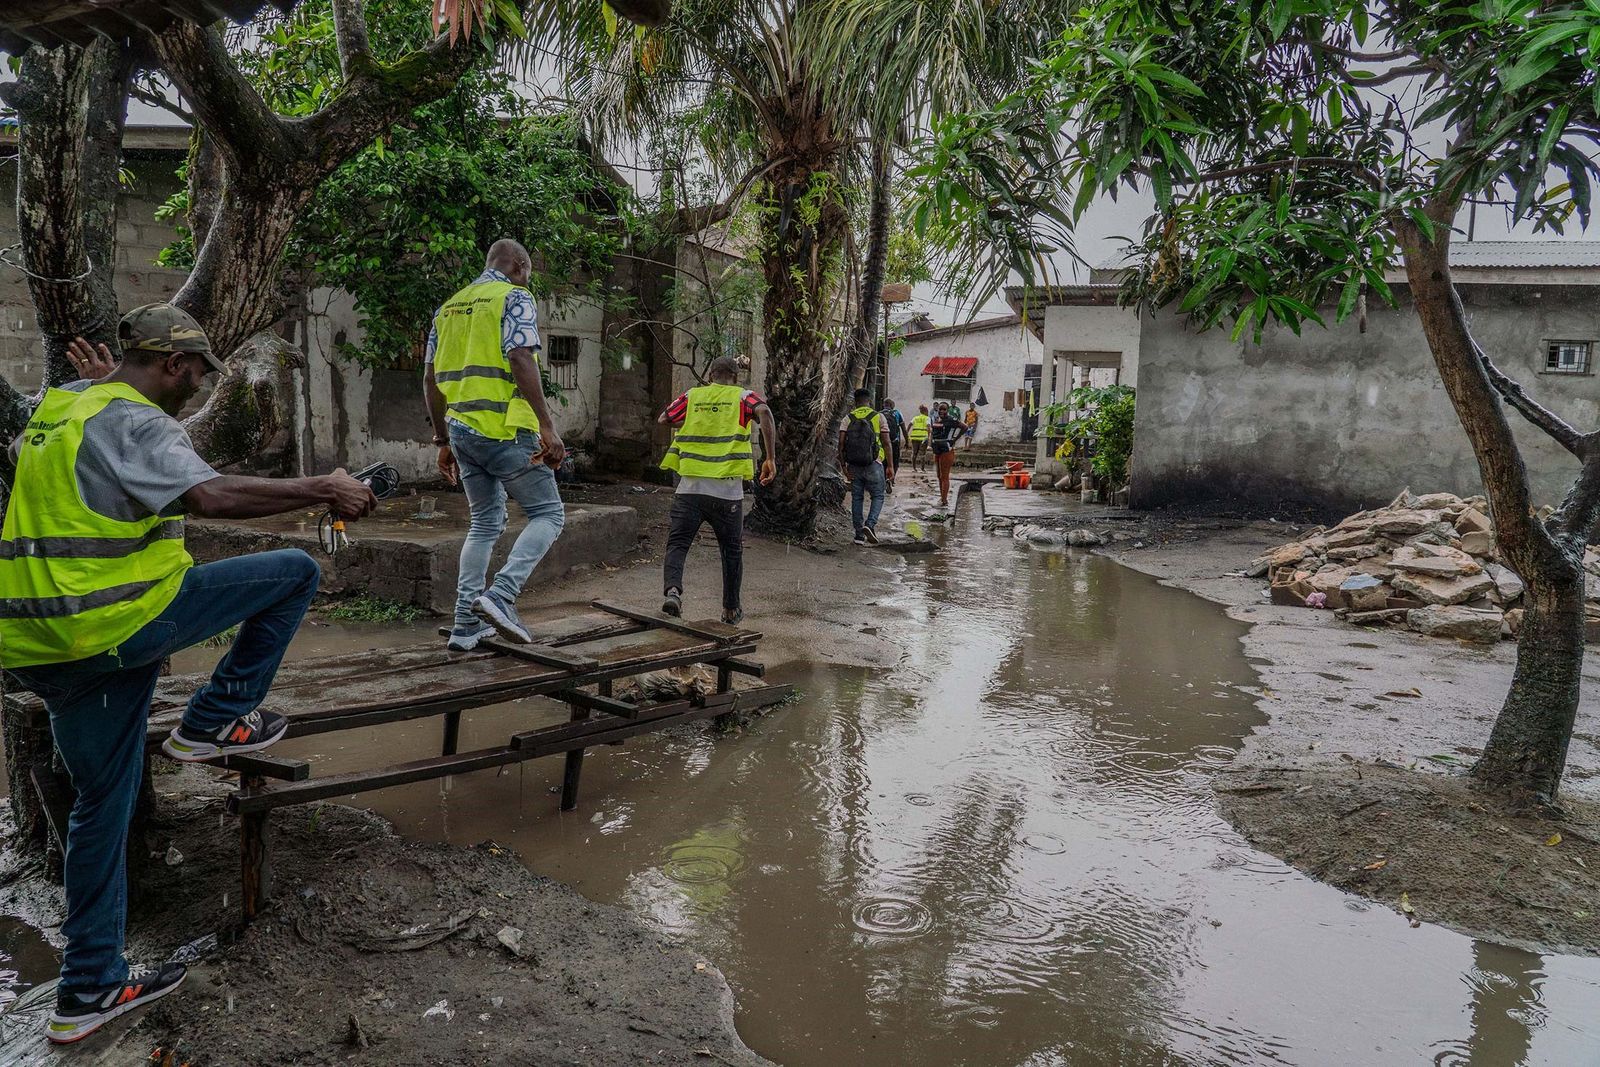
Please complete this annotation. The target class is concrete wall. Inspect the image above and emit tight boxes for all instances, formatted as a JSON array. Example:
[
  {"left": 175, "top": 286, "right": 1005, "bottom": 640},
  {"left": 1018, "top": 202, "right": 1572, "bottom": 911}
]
[
  {"left": 888, "top": 319, "right": 1043, "bottom": 441},
  {"left": 0, "top": 159, "right": 188, "bottom": 391},
  {"left": 1128, "top": 283, "right": 1600, "bottom": 514},
  {"left": 299, "top": 286, "right": 612, "bottom": 483}
]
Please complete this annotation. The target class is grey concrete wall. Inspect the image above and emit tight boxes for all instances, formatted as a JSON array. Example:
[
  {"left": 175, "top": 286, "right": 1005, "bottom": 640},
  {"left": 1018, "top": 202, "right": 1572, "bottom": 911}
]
[
  {"left": 0, "top": 160, "right": 188, "bottom": 391},
  {"left": 1129, "top": 283, "right": 1600, "bottom": 515}
]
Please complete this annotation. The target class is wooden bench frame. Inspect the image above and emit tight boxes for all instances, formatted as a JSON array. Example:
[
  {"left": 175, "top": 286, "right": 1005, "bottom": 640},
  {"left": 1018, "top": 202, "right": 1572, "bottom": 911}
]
[{"left": 19, "top": 601, "right": 790, "bottom": 924}]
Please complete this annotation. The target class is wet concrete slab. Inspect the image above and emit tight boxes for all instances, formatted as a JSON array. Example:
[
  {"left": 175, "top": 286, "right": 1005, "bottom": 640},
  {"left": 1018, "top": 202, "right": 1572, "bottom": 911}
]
[
  {"left": 188, "top": 495, "right": 640, "bottom": 613},
  {"left": 979, "top": 481, "right": 1143, "bottom": 522}
]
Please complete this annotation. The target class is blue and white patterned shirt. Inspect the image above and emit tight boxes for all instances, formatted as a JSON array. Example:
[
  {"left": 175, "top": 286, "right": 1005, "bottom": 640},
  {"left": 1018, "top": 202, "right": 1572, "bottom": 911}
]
[{"left": 424, "top": 268, "right": 541, "bottom": 364}]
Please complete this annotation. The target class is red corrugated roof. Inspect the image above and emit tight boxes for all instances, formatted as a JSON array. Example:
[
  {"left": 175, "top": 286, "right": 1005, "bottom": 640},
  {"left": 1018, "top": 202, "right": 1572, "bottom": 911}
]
[{"left": 921, "top": 357, "right": 979, "bottom": 377}]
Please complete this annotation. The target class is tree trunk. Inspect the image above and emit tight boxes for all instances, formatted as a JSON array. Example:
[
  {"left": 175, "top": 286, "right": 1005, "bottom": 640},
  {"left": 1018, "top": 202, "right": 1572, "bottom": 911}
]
[
  {"left": 1474, "top": 574, "right": 1587, "bottom": 799},
  {"left": 850, "top": 146, "right": 893, "bottom": 400},
  {"left": 1400, "top": 208, "right": 1587, "bottom": 806},
  {"left": 747, "top": 138, "right": 849, "bottom": 539}
]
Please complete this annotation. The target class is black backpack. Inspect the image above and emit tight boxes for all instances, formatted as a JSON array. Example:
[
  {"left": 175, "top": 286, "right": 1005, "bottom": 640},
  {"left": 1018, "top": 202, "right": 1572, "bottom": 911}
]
[{"left": 844, "top": 412, "right": 879, "bottom": 466}]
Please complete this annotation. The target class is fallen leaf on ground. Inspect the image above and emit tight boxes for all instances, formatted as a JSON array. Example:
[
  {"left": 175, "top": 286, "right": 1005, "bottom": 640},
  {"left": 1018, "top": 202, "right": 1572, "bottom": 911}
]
[
  {"left": 1399, "top": 893, "right": 1415, "bottom": 914},
  {"left": 1385, "top": 688, "right": 1423, "bottom": 698},
  {"left": 1547, "top": 833, "right": 1564, "bottom": 847},
  {"left": 1364, "top": 859, "right": 1389, "bottom": 871}
]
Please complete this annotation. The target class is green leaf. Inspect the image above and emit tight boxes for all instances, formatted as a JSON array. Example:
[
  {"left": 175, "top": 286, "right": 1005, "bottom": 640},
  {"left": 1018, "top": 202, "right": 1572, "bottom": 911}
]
[
  {"left": 602, "top": 1, "right": 619, "bottom": 38},
  {"left": 1501, "top": 50, "right": 1559, "bottom": 92},
  {"left": 1336, "top": 274, "right": 1361, "bottom": 321}
]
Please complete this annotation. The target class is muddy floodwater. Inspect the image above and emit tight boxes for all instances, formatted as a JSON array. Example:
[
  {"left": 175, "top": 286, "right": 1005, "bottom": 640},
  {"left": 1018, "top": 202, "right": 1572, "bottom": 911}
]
[{"left": 45, "top": 513, "right": 1600, "bottom": 1063}]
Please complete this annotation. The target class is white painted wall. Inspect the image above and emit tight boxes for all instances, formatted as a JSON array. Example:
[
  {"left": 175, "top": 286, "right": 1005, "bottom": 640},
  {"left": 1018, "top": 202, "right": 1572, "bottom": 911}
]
[
  {"left": 887, "top": 319, "right": 1044, "bottom": 441},
  {"left": 1041, "top": 303, "right": 1144, "bottom": 399}
]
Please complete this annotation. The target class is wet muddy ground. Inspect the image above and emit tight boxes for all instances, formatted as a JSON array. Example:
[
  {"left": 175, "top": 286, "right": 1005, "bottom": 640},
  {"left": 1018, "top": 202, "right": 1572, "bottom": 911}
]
[
  {"left": 135, "top": 486, "right": 1600, "bottom": 1062},
  {"left": 6, "top": 476, "right": 1600, "bottom": 1063}
]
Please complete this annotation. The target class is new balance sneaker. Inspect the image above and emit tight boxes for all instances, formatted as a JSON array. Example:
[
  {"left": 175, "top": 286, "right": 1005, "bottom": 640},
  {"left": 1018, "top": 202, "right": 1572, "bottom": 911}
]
[
  {"left": 862, "top": 526, "right": 880, "bottom": 545},
  {"left": 162, "top": 709, "right": 289, "bottom": 762},
  {"left": 853, "top": 530, "right": 868, "bottom": 545},
  {"left": 472, "top": 592, "right": 531, "bottom": 643},
  {"left": 447, "top": 622, "right": 496, "bottom": 652},
  {"left": 47, "top": 962, "right": 186, "bottom": 1044},
  {"left": 661, "top": 590, "right": 683, "bottom": 618}
]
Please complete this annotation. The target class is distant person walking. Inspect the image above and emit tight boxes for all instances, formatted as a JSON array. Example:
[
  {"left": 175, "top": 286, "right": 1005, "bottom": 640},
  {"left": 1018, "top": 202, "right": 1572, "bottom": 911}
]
[
  {"left": 658, "top": 356, "right": 777, "bottom": 625},
  {"left": 425, "top": 239, "right": 566, "bottom": 651},
  {"left": 880, "top": 398, "right": 908, "bottom": 490},
  {"left": 839, "top": 387, "right": 895, "bottom": 544},
  {"left": 964, "top": 403, "right": 980, "bottom": 447},
  {"left": 931, "top": 400, "right": 966, "bottom": 508},
  {"left": 908, "top": 404, "right": 931, "bottom": 471}
]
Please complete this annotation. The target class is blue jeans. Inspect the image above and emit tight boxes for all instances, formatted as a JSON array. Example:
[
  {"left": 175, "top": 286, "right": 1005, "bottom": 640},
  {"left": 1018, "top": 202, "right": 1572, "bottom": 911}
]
[
  {"left": 850, "top": 461, "right": 887, "bottom": 533},
  {"left": 8, "top": 548, "right": 320, "bottom": 993},
  {"left": 450, "top": 427, "right": 566, "bottom": 629}
]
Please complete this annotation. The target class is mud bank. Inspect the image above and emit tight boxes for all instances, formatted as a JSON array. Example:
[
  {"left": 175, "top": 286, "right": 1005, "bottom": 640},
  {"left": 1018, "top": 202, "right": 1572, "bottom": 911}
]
[
  {"left": 0, "top": 770, "right": 772, "bottom": 1066},
  {"left": 1100, "top": 521, "right": 1600, "bottom": 953}
]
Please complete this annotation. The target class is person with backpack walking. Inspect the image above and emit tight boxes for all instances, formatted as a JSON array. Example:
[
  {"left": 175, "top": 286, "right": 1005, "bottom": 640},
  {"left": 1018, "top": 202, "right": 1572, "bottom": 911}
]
[
  {"left": 907, "top": 404, "right": 931, "bottom": 471},
  {"left": 658, "top": 356, "right": 777, "bottom": 625},
  {"left": 838, "top": 388, "right": 895, "bottom": 544}
]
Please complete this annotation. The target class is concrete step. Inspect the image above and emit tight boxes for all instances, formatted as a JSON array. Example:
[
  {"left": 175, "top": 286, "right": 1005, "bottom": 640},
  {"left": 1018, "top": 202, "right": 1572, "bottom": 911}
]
[{"left": 189, "top": 494, "right": 640, "bottom": 615}]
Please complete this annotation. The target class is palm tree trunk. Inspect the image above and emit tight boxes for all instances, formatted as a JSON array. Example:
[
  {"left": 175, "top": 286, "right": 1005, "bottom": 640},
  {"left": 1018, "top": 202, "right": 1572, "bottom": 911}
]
[
  {"left": 748, "top": 133, "right": 849, "bottom": 539},
  {"left": 850, "top": 146, "right": 893, "bottom": 396}
]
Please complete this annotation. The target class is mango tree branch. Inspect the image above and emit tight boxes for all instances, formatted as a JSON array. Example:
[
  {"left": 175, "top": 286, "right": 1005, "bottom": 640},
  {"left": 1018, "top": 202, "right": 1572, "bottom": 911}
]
[
  {"left": 298, "top": 24, "right": 497, "bottom": 171},
  {"left": 148, "top": 20, "right": 293, "bottom": 178},
  {"left": 1474, "top": 345, "right": 1589, "bottom": 459},
  {"left": 1554, "top": 455, "right": 1600, "bottom": 542},
  {"left": 331, "top": 0, "right": 375, "bottom": 78}
]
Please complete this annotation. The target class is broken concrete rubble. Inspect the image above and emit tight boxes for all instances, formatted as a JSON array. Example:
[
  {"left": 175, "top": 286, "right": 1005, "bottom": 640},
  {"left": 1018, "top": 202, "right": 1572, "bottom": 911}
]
[
  {"left": 1406, "top": 606, "right": 1503, "bottom": 644},
  {"left": 1246, "top": 487, "right": 1600, "bottom": 644}
]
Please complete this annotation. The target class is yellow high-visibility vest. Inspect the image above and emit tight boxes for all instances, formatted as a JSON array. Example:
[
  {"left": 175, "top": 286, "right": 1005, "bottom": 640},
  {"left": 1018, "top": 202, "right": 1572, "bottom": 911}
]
[
  {"left": 0, "top": 384, "right": 193, "bottom": 666},
  {"left": 662, "top": 384, "right": 754, "bottom": 479},
  {"left": 433, "top": 279, "right": 540, "bottom": 440},
  {"left": 908, "top": 413, "right": 930, "bottom": 441}
]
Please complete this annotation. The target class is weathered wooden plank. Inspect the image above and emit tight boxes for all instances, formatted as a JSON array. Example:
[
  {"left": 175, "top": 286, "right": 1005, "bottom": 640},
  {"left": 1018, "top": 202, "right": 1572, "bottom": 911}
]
[
  {"left": 212, "top": 752, "right": 310, "bottom": 781},
  {"left": 591, "top": 599, "right": 760, "bottom": 645},
  {"left": 230, "top": 685, "right": 793, "bottom": 816},
  {"left": 722, "top": 657, "right": 766, "bottom": 678},
  {"left": 278, "top": 642, "right": 757, "bottom": 737},
  {"left": 480, "top": 638, "right": 600, "bottom": 673},
  {"left": 555, "top": 689, "right": 644, "bottom": 720}
]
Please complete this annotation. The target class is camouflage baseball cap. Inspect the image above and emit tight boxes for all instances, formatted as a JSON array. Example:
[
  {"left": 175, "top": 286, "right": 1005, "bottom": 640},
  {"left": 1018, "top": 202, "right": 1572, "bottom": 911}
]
[{"left": 118, "top": 303, "right": 226, "bottom": 373}]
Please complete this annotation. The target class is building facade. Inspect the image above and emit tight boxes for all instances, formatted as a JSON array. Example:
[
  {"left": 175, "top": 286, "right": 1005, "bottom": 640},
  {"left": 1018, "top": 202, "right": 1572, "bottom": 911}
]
[
  {"left": 885, "top": 314, "right": 1045, "bottom": 442},
  {"left": 1016, "top": 244, "right": 1600, "bottom": 512}
]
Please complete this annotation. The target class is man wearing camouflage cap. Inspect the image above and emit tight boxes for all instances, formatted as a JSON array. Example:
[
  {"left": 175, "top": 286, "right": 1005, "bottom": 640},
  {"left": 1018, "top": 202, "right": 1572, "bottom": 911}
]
[{"left": 0, "top": 303, "right": 377, "bottom": 1043}]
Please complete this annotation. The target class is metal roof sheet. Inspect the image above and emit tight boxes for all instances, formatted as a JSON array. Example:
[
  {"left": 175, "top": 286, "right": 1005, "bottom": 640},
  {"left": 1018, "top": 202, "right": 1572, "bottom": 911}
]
[{"left": 1446, "top": 241, "right": 1600, "bottom": 269}]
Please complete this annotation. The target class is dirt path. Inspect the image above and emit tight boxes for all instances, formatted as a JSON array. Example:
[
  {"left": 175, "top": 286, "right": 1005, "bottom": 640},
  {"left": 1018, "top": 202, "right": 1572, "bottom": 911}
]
[{"left": 1100, "top": 521, "right": 1600, "bottom": 954}]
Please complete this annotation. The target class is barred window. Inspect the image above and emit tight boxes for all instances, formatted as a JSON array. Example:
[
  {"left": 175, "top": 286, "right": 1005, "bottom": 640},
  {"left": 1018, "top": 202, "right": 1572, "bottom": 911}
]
[
  {"left": 932, "top": 376, "right": 973, "bottom": 404},
  {"left": 1545, "top": 341, "right": 1591, "bottom": 375},
  {"left": 546, "top": 335, "right": 580, "bottom": 390}
]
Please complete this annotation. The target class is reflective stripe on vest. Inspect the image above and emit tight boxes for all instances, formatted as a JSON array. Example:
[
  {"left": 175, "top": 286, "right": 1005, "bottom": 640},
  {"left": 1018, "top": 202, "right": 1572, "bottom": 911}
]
[
  {"left": 432, "top": 280, "right": 540, "bottom": 440},
  {"left": 661, "top": 384, "right": 754, "bottom": 479},
  {"left": 909, "top": 414, "right": 930, "bottom": 440},
  {"left": 0, "top": 384, "right": 193, "bottom": 666}
]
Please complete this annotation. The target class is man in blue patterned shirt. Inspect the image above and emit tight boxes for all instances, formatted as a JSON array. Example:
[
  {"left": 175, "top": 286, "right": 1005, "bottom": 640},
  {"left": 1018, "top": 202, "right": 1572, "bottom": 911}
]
[{"left": 423, "top": 240, "right": 566, "bottom": 650}]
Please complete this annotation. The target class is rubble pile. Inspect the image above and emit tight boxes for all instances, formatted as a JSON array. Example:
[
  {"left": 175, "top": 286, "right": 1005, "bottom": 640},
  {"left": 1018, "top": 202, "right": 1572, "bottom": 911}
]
[{"left": 1245, "top": 488, "right": 1600, "bottom": 644}]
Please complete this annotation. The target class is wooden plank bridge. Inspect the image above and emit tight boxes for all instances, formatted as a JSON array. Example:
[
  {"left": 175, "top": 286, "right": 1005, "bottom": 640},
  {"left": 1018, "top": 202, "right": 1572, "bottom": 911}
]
[{"left": 19, "top": 601, "right": 793, "bottom": 923}]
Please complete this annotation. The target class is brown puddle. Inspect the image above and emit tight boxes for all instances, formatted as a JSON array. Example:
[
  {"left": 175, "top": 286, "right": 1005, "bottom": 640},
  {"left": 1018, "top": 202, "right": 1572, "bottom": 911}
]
[{"left": 70, "top": 516, "right": 1600, "bottom": 1063}]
